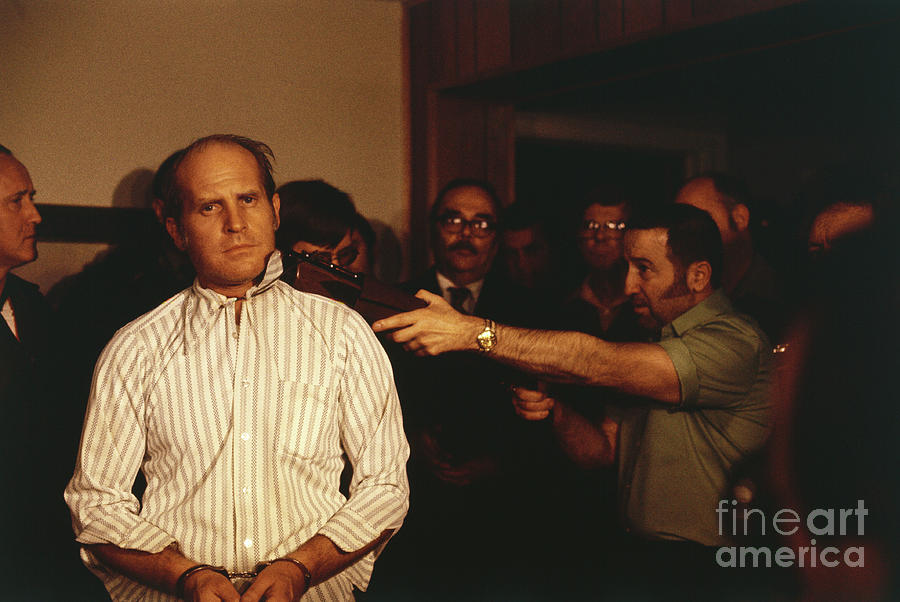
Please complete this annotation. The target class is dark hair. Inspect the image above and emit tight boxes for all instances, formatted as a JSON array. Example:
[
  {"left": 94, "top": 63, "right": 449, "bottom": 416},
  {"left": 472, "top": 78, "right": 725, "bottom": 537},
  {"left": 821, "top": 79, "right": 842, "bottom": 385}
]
[
  {"left": 275, "top": 180, "right": 357, "bottom": 252},
  {"left": 629, "top": 203, "right": 723, "bottom": 289},
  {"left": 164, "top": 134, "right": 276, "bottom": 223},
  {"left": 429, "top": 178, "right": 503, "bottom": 223},
  {"left": 0, "top": 144, "right": 12, "bottom": 156}
]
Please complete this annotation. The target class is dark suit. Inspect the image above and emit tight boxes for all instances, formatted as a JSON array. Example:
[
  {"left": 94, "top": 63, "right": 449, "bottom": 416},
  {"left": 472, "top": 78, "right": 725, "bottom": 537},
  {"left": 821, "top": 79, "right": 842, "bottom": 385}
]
[
  {"left": 369, "top": 268, "right": 555, "bottom": 598},
  {"left": 0, "top": 275, "right": 106, "bottom": 600}
]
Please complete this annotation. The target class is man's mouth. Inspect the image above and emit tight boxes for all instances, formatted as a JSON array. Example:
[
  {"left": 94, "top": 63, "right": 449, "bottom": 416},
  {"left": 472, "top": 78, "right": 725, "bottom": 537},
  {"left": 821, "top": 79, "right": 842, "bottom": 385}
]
[{"left": 225, "top": 243, "right": 255, "bottom": 253}]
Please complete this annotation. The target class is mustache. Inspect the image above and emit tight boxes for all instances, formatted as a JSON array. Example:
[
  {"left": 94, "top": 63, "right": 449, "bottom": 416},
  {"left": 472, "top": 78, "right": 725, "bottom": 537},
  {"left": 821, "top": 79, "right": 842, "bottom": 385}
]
[{"left": 448, "top": 241, "right": 478, "bottom": 254}]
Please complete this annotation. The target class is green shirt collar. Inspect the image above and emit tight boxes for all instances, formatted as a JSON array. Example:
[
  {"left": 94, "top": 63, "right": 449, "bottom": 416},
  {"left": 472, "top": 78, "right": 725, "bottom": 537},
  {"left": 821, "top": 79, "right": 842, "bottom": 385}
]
[{"left": 662, "top": 289, "right": 733, "bottom": 338}]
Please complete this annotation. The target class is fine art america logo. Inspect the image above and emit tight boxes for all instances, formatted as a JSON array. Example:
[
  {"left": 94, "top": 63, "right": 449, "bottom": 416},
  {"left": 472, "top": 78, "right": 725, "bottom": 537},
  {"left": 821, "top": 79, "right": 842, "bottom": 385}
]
[{"left": 715, "top": 499, "right": 868, "bottom": 568}]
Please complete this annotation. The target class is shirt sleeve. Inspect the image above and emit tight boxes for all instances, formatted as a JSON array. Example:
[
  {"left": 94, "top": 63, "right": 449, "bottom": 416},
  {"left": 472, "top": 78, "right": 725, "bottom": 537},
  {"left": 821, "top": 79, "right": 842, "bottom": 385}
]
[
  {"left": 314, "top": 310, "right": 410, "bottom": 591},
  {"left": 657, "top": 318, "right": 765, "bottom": 408},
  {"left": 64, "top": 330, "right": 176, "bottom": 554}
]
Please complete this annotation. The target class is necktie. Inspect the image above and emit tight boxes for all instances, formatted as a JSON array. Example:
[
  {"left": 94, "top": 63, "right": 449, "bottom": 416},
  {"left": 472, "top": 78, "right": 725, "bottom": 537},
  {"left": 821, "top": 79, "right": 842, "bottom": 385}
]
[{"left": 448, "top": 286, "right": 472, "bottom": 314}]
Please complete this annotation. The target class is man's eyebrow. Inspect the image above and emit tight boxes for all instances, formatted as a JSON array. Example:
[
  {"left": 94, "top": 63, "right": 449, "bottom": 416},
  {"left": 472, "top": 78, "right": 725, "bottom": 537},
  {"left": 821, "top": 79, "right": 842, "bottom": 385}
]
[
  {"left": 473, "top": 213, "right": 497, "bottom": 220},
  {"left": 2, "top": 188, "right": 31, "bottom": 202},
  {"left": 191, "top": 195, "right": 222, "bottom": 205},
  {"left": 628, "top": 255, "right": 653, "bottom": 266}
]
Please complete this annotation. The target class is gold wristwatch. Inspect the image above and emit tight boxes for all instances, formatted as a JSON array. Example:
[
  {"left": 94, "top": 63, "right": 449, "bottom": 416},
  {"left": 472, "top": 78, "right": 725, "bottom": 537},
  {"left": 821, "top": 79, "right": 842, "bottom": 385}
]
[{"left": 476, "top": 318, "right": 496, "bottom": 353}]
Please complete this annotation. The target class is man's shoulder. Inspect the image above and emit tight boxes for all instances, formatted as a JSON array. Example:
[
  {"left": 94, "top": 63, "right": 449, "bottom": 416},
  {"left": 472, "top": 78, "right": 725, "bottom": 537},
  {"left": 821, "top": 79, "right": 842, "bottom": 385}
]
[
  {"left": 6, "top": 273, "right": 43, "bottom": 299},
  {"left": 107, "top": 287, "right": 191, "bottom": 344},
  {"left": 669, "top": 292, "right": 770, "bottom": 354},
  {"left": 271, "top": 281, "right": 372, "bottom": 334}
]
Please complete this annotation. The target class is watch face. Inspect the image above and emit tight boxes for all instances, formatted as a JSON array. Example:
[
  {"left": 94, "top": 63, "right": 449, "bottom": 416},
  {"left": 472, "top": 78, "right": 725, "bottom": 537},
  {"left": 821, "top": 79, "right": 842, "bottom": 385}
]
[{"left": 477, "top": 326, "right": 496, "bottom": 351}]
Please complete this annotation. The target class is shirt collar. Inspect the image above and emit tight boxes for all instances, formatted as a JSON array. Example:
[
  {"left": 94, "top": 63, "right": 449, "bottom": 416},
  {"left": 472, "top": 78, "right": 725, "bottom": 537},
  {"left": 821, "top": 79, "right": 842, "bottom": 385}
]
[
  {"left": 435, "top": 271, "right": 484, "bottom": 307},
  {"left": 184, "top": 250, "right": 284, "bottom": 350},
  {"left": 662, "top": 289, "right": 733, "bottom": 339}
]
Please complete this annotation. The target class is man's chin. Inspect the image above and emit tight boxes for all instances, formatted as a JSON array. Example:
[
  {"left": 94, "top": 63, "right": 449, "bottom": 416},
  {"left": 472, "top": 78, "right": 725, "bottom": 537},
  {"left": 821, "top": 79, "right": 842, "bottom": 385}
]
[
  {"left": 447, "top": 257, "right": 486, "bottom": 274},
  {"left": 633, "top": 307, "right": 660, "bottom": 330}
]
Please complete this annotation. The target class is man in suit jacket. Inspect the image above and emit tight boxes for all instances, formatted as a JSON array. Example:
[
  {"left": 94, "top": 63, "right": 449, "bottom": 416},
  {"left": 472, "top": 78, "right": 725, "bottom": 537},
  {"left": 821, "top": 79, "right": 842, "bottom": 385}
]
[
  {"left": 0, "top": 144, "right": 104, "bottom": 599},
  {"left": 377, "top": 179, "right": 549, "bottom": 597}
]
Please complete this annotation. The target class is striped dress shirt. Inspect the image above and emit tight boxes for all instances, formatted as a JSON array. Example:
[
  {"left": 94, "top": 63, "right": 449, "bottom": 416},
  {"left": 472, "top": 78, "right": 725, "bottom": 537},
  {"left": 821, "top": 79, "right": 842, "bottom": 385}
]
[{"left": 65, "top": 251, "right": 410, "bottom": 601}]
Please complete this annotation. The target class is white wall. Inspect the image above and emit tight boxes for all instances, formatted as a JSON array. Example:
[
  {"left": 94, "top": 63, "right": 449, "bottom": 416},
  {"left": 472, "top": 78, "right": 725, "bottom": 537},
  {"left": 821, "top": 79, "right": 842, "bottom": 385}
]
[{"left": 1, "top": 0, "right": 406, "bottom": 290}]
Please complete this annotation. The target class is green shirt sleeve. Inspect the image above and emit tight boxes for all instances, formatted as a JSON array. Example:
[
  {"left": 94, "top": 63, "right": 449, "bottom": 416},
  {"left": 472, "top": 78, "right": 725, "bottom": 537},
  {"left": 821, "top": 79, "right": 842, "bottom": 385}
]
[{"left": 659, "top": 319, "right": 765, "bottom": 408}]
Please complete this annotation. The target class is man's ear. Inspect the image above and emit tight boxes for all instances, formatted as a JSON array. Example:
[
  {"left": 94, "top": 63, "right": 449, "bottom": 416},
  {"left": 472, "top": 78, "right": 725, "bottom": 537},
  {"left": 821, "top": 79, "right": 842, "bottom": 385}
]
[
  {"left": 686, "top": 260, "right": 712, "bottom": 293},
  {"left": 731, "top": 203, "right": 750, "bottom": 232},
  {"left": 165, "top": 217, "right": 187, "bottom": 251},
  {"left": 271, "top": 192, "right": 281, "bottom": 230}
]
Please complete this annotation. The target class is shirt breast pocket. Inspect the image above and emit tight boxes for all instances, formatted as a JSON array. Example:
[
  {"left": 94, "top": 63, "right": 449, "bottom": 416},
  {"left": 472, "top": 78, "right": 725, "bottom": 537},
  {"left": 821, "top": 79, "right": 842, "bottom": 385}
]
[{"left": 274, "top": 380, "right": 339, "bottom": 460}]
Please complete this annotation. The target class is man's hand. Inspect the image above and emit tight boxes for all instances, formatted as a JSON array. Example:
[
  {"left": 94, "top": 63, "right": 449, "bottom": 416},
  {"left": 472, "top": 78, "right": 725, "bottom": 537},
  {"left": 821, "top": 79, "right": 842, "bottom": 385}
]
[
  {"left": 512, "top": 386, "right": 555, "bottom": 421},
  {"left": 182, "top": 569, "right": 240, "bottom": 601},
  {"left": 372, "top": 290, "right": 483, "bottom": 356},
  {"left": 240, "top": 560, "right": 308, "bottom": 602}
]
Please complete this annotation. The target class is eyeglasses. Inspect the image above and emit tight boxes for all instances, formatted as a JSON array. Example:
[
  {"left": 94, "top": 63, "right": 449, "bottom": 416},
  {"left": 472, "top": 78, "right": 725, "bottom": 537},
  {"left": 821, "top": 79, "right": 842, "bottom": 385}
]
[
  {"left": 306, "top": 244, "right": 360, "bottom": 268},
  {"left": 580, "top": 220, "right": 627, "bottom": 236},
  {"left": 436, "top": 214, "right": 497, "bottom": 238}
]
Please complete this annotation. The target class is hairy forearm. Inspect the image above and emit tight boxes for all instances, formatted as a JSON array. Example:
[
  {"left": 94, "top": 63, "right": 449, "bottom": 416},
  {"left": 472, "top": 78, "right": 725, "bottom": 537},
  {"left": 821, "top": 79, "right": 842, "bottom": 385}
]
[
  {"left": 374, "top": 292, "right": 681, "bottom": 403},
  {"left": 491, "top": 326, "right": 612, "bottom": 384},
  {"left": 86, "top": 542, "right": 196, "bottom": 596},
  {"left": 286, "top": 531, "right": 394, "bottom": 588},
  {"left": 491, "top": 325, "right": 681, "bottom": 403}
]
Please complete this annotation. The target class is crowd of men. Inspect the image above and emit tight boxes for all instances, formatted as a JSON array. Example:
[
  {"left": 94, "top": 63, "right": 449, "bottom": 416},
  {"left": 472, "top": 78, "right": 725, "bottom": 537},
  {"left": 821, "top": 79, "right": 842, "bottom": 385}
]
[{"left": 1, "top": 136, "right": 895, "bottom": 601}]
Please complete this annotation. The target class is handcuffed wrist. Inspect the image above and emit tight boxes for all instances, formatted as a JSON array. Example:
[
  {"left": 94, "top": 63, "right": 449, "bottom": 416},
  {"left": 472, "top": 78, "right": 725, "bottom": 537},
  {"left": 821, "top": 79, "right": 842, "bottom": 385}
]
[
  {"left": 175, "top": 564, "right": 229, "bottom": 598},
  {"left": 257, "top": 557, "right": 313, "bottom": 593}
]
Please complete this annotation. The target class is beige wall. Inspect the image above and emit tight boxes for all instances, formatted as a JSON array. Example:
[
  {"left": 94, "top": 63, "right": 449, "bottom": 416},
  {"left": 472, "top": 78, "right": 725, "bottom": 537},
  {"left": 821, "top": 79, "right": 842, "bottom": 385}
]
[{"left": 2, "top": 0, "right": 406, "bottom": 290}]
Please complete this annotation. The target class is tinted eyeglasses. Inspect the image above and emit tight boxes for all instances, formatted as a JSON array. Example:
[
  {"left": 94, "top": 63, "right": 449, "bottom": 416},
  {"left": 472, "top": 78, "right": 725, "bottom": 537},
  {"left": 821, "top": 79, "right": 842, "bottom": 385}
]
[
  {"left": 306, "top": 244, "right": 360, "bottom": 268},
  {"left": 580, "top": 220, "right": 627, "bottom": 236},
  {"left": 436, "top": 214, "right": 497, "bottom": 238}
]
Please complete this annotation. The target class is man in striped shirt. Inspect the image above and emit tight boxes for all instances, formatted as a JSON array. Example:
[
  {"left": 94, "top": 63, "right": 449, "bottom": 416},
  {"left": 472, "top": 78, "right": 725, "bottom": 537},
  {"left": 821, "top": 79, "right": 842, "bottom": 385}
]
[{"left": 66, "top": 135, "right": 409, "bottom": 601}]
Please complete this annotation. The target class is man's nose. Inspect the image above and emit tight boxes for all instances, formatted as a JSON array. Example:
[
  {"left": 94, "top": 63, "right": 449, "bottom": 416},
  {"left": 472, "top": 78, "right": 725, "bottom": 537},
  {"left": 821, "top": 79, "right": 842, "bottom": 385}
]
[
  {"left": 591, "top": 227, "right": 615, "bottom": 241},
  {"left": 459, "top": 222, "right": 477, "bottom": 237},
  {"left": 25, "top": 198, "right": 41, "bottom": 225},
  {"left": 224, "top": 204, "right": 248, "bottom": 232},
  {"left": 623, "top": 267, "right": 639, "bottom": 296}
]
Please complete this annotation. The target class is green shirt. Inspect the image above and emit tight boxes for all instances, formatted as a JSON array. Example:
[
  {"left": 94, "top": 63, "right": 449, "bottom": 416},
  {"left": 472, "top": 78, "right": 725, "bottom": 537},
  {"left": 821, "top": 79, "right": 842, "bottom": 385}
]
[{"left": 617, "top": 290, "right": 771, "bottom": 546}]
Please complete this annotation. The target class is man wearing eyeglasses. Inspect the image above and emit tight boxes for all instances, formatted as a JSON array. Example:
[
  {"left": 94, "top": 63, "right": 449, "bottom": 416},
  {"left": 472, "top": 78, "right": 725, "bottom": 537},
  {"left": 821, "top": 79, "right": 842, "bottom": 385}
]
[
  {"left": 275, "top": 179, "right": 372, "bottom": 275},
  {"left": 380, "top": 178, "right": 543, "bottom": 596},
  {"left": 376, "top": 203, "right": 772, "bottom": 597},
  {"left": 563, "top": 185, "right": 643, "bottom": 341}
]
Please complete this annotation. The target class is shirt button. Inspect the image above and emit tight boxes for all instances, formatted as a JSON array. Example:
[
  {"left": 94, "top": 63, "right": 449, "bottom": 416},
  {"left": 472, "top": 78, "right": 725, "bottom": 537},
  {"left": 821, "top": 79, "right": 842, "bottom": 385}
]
[
  {"left": 243, "top": 538, "right": 253, "bottom": 548},
  {"left": 242, "top": 379, "right": 251, "bottom": 387},
  {"left": 232, "top": 331, "right": 239, "bottom": 339},
  {"left": 241, "top": 432, "right": 250, "bottom": 441},
  {"left": 241, "top": 486, "right": 250, "bottom": 494}
]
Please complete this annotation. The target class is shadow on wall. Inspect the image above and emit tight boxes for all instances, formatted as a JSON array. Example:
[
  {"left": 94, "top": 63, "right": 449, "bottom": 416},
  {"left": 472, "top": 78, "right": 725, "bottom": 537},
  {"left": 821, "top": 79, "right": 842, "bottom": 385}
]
[
  {"left": 112, "top": 168, "right": 155, "bottom": 208},
  {"left": 369, "top": 218, "right": 402, "bottom": 283}
]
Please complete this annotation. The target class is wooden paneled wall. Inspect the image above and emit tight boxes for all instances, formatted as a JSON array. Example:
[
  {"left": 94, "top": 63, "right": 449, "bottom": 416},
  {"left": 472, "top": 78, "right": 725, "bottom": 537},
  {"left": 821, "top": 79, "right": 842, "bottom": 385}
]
[
  {"left": 403, "top": 0, "right": 803, "bottom": 273},
  {"left": 407, "top": 0, "right": 802, "bottom": 87}
]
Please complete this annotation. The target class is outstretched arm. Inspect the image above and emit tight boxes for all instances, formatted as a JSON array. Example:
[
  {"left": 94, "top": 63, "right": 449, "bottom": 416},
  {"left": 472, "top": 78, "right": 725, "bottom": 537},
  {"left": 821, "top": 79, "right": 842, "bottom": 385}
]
[{"left": 374, "top": 290, "right": 681, "bottom": 404}]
